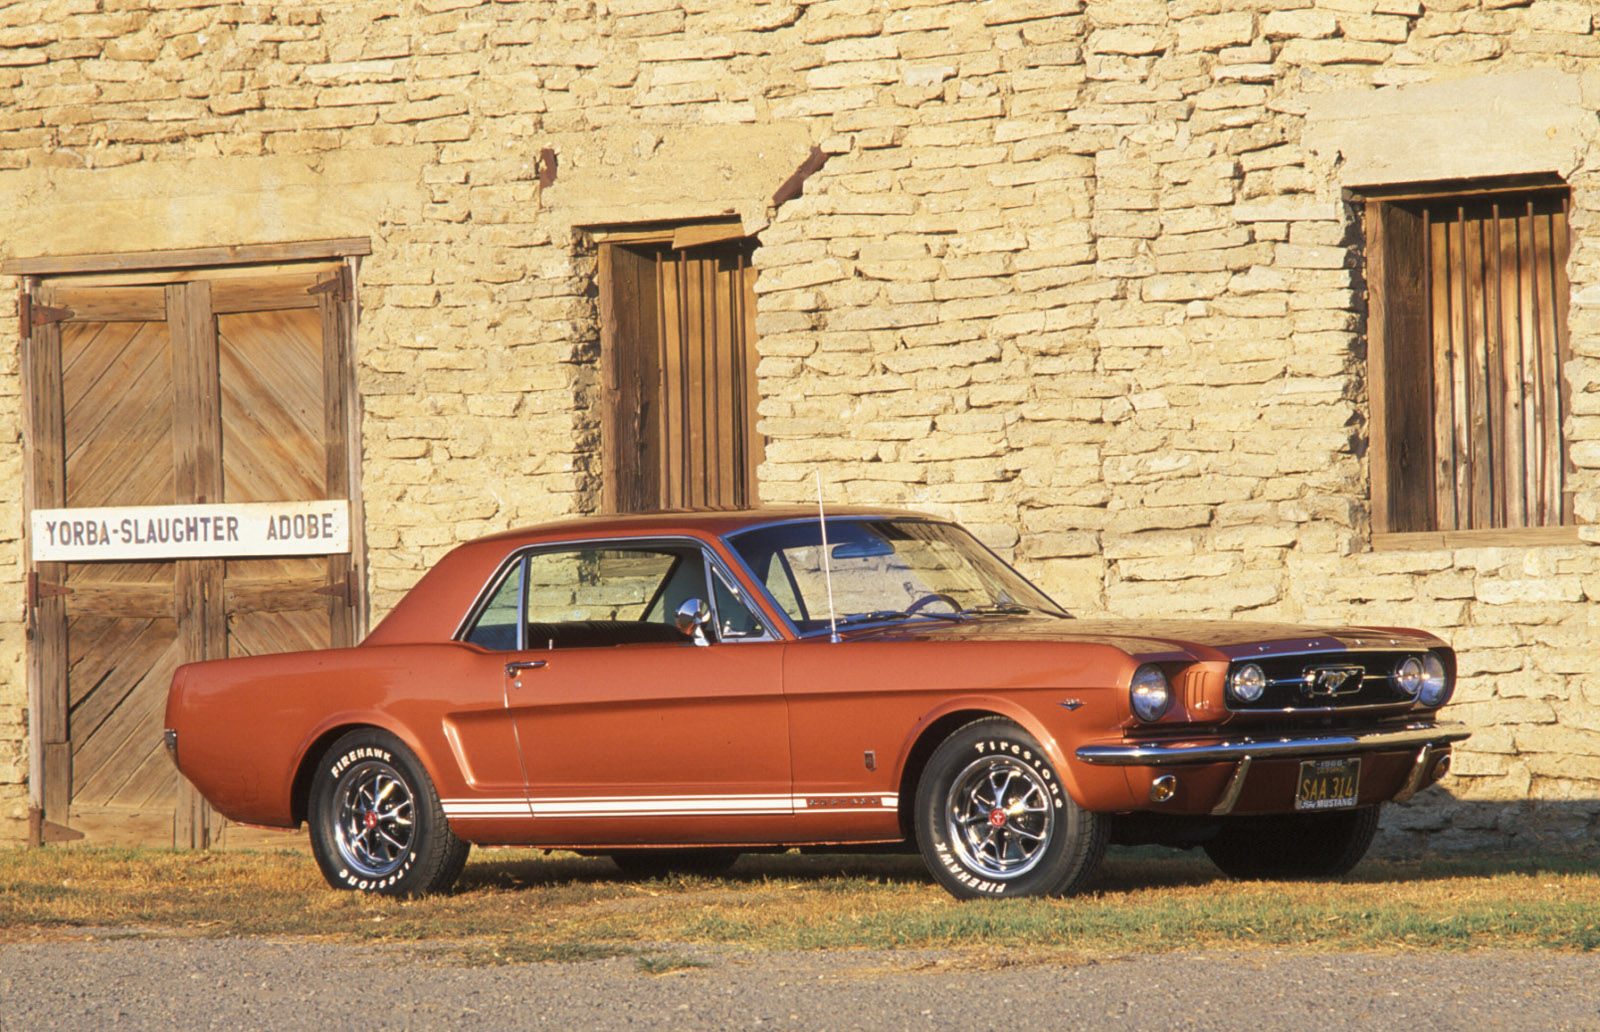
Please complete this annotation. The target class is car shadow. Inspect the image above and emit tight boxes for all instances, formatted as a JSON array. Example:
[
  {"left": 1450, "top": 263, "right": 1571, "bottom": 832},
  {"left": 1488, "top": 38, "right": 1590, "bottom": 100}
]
[{"left": 453, "top": 841, "right": 1590, "bottom": 896}]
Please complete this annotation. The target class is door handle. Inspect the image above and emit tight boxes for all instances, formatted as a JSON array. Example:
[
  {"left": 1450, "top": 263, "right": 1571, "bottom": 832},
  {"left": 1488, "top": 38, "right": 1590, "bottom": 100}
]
[{"left": 506, "top": 659, "right": 547, "bottom": 689}]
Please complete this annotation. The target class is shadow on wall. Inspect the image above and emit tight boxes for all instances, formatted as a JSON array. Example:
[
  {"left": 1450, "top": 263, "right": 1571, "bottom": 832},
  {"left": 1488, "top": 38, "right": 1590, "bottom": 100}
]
[{"left": 1375, "top": 793, "right": 1600, "bottom": 856}]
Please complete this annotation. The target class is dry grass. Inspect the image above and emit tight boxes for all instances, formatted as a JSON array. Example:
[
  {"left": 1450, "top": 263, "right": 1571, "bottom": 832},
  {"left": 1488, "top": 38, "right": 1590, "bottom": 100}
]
[{"left": 2, "top": 845, "right": 1597, "bottom": 965}]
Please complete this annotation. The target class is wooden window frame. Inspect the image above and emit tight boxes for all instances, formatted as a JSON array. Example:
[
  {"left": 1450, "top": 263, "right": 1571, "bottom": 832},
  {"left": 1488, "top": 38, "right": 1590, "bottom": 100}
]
[{"left": 1362, "top": 180, "right": 1579, "bottom": 551}]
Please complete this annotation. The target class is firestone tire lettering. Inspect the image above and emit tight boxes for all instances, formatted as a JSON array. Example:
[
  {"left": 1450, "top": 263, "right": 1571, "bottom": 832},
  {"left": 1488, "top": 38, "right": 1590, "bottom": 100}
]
[{"left": 914, "top": 717, "right": 1107, "bottom": 900}]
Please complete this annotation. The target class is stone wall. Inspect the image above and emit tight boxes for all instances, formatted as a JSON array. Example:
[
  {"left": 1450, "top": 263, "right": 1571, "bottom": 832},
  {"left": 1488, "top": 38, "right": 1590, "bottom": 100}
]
[{"left": 3, "top": 0, "right": 1599, "bottom": 851}]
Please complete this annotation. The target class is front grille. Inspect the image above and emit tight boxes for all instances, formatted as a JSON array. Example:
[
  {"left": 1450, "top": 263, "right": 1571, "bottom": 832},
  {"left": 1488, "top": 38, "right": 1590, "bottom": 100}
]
[{"left": 1226, "top": 650, "right": 1428, "bottom": 713}]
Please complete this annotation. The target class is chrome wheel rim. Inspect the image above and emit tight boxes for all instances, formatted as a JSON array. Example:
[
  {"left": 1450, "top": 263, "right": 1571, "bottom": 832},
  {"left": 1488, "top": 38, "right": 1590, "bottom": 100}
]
[
  {"left": 945, "top": 754, "right": 1054, "bottom": 880},
  {"left": 333, "top": 760, "right": 416, "bottom": 878}
]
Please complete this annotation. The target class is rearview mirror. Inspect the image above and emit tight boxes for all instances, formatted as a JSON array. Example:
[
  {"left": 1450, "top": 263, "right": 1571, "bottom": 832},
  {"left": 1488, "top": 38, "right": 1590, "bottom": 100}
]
[{"left": 832, "top": 538, "right": 894, "bottom": 560}]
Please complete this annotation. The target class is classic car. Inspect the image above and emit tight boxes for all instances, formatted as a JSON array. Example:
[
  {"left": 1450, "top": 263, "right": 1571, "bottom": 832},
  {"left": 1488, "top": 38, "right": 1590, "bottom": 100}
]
[{"left": 164, "top": 508, "right": 1468, "bottom": 899}]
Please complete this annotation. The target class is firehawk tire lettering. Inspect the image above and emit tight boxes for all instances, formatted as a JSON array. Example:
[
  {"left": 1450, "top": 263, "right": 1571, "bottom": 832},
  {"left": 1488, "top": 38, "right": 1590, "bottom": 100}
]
[
  {"left": 914, "top": 717, "right": 1106, "bottom": 900},
  {"left": 307, "top": 729, "right": 470, "bottom": 898}
]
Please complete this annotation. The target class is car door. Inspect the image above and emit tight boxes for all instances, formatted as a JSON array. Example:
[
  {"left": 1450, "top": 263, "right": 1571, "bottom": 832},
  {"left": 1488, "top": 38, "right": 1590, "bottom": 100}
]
[{"left": 485, "top": 540, "right": 792, "bottom": 845}]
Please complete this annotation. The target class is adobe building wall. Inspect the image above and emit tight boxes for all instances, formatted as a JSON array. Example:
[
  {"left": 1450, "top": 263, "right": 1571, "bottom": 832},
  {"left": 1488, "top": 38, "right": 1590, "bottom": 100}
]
[{"left": 3, "top": 0, "right": 1600, "bottom": 853}]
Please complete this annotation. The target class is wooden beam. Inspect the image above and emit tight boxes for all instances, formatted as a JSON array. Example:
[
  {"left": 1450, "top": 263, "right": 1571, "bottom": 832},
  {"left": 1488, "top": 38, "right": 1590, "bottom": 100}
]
[
  {"left": 2, "top": 238, "right": 372, "bottom": 277},
  {"left": 1372, "top": 525, "right": 1582, "bottom": 551}
]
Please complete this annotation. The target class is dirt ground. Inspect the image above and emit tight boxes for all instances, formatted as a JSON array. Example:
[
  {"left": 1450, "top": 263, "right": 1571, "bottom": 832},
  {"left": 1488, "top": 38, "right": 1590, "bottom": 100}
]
[{"left": 2, "top": 933, "right": 1597, "bottom": 1032}]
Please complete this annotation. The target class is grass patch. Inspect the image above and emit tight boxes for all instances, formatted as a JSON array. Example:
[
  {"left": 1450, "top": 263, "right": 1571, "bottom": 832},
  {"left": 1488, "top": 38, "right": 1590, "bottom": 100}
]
[
  {"left": 2, "top": 845, "right": 1597, "bottom": 960},
  {"left": 635, "top": 953, "right": 715, "bottom": 974}
]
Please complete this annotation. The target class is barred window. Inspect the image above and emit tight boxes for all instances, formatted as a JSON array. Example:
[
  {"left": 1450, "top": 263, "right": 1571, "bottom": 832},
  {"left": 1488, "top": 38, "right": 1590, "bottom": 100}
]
[
  {"left": 1365, "top": 183, "right": 1574, "bottom": 545},
  {"left": 596, "top": 223, "right": 763, "bottom": 513}
]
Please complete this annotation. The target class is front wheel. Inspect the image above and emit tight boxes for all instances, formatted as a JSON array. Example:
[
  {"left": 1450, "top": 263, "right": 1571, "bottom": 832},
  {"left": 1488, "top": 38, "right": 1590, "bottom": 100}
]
[
  {"left": 308, "top": 729, "right": 470, "bottom": 896},
  {"left": 1204, "top": 805, "right": 1381, "bottom": 880},
  {"left": 914, "top": 718, "right": 1106, "bottom": 899}
]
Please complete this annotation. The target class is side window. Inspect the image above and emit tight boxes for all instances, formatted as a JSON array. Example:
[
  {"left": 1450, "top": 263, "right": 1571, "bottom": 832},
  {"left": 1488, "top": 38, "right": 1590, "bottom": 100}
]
[
  {"left": 525, "top": 548, "right": 692, "bottom": 624},
  {"left": 463, "top": 543, "right": 767, "bottom": 648},
  {"left": 761, "top": 551, "right": 807, "bottom": 622},
  {"left": 464, "top": 562, "right": 523, "bottom": 650},
  {"left": 712, "top": 567, "right": 769, "bottom": 641}
]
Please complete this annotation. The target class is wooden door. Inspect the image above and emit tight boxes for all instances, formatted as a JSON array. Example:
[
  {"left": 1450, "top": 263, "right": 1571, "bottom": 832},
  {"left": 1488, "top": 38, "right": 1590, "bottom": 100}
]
[{"left": 22, "top": 264, "right": 359, "bottom": 847}]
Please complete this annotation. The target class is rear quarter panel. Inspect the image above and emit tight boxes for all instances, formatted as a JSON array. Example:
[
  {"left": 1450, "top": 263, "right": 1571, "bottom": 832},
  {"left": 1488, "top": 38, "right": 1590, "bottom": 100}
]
[{"left": 165, "top": 643, "right": 517, "bottom": 827}]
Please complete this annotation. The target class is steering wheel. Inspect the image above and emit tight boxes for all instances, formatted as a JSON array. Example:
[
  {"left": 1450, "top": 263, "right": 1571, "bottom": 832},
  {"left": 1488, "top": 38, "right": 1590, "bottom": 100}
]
[{"left": 905, "top": 592, "right": 961, "bottom": 615}]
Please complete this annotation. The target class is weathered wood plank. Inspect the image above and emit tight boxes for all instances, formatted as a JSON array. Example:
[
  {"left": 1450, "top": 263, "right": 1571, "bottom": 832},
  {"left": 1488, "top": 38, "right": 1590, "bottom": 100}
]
[
  {"left": 49, "top": 285, "right": 167, "bottom": 322},
  {"left": 2, "top": 237, "right": 372, "bottom": 277},
  {"left": 1494, "top": 202, "right": 1528, "bottom": 528},
  {"left": 63, "top": 584, "right": 175, "bottom": 619},
  {"left": 1374, "top": 526, "right": 1582, "bottom": 550},
  {"left": 63, "top": 804, "right": 175, "bottom": 848},
  {"left": 42, "top": 743, "right": 72, "bottom": 821},
  {"left": 211, "top": 273, "right": 322, "bottom": 313},
  {"left": 320, "top": 272, "right": 358, "bottom": 647},
  {"left": 224, "top": 573, "right": 336, "bottom": 614},
  {"left": 739, "top": 260, "right": 764, "bottom": 506}
]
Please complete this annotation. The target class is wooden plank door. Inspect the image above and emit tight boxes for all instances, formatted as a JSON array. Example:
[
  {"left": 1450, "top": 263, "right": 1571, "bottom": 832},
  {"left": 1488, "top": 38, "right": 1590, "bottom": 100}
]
[
  {"left": 22, "top": 265, "right": 359, "bottom": 847},
  {"left": 26, "top": 283, "right": 184, "bottom": 845},
  {"left": 600, "top": 238, "right": 763, "bottom": 513},
  {"left": 217, "top": 272, "right": 359, "bottom": 665}
]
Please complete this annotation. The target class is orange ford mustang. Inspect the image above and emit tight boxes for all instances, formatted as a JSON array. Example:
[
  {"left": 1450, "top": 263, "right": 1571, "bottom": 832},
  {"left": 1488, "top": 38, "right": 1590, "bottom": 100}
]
[{"left": 164, "top": 508, "right": 1468, "bottom": 899}]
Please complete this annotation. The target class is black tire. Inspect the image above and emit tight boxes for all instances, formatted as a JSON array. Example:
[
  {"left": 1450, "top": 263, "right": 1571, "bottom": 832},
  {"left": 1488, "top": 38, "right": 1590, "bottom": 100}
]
[
  {"left": 308, "top": 729, "right": 470, "bottom": 896},
  {"left": 609, "top": 848, "right": 741, "bottom": 879},
  {"left": 914, "top": 717, "right": 1106, "bottom": 899},
  {"left": 1204, "top": 805, "right": 1381, "bottom": 880}
]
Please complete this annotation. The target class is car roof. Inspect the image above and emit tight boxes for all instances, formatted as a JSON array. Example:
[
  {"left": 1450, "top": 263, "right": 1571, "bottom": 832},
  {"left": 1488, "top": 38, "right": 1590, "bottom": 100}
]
[
  {"left": 363, "top": 506, "right": 941, "bottom": 646},
  {"left": 468, "top": 505, "right": 937, "bottom": 545}
]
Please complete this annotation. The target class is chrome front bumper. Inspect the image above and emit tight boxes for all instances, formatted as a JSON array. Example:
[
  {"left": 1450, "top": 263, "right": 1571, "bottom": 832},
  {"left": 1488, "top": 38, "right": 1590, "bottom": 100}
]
[
  {"left": 1076, "top": 721, "right": 1471, "bottom": 816},
  {"left": 1075, "top": 721, "right": 1471, "bottom": 767}
]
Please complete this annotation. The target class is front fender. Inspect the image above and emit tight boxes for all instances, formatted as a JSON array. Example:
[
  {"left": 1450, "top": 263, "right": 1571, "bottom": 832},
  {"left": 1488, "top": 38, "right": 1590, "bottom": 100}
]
[{"left": 896, "top": 694, "right": 1104, "bottom": 810}]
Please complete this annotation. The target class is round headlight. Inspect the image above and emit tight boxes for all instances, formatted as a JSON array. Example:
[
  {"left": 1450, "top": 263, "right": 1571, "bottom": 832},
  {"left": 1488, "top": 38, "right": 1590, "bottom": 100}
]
[
  {"left": 1392, "top": 656, "right": 1424, "bottom": 698},
  {"left": 1417, "top": 653, "right": 1451, "bottom": 707},
  {"left": 1130, "top": 664, "right": 1171, "bottom": 722},
  {"left": 1229, "top": 663, "right": 1267, "bottom": 704}
]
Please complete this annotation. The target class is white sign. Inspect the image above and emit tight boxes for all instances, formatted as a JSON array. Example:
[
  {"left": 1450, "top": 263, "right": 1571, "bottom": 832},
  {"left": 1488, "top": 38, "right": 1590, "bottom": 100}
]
[{"left": 31, "top": 501, "right": 351, "bottom": 562}]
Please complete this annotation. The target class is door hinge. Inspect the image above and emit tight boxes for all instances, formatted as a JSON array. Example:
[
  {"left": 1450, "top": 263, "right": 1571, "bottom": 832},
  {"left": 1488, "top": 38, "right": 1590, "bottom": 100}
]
[
  {"left": 28, "top": 807, "right": 85, "bottom": 846},
  {"left": 19, "top": 294, "right": 73, "bottom": 339},
  {"left": 27, "top": 571, "right": 73, "bottom": 609},
  {"left": 307, "top": 266, "right": 353, "bottom": 304},
  {"left": 314, "top": 574, "right": 357, "bottom": 607}
]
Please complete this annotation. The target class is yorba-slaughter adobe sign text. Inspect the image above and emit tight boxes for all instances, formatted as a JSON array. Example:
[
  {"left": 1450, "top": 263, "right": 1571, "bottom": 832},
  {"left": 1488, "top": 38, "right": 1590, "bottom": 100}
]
[{"left": 32, "top": 501, "right": 349, "bottom": 561}]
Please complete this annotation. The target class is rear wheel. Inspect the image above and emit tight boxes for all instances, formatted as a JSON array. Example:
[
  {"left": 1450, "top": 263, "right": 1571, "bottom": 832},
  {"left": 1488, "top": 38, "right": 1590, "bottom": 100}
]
[
  {"left": 609, "top": 849, "right": 741, "bottom": 879},
  {"left": 1204, "top": 805, "right": 1381, "bottom": 880},
  {"left": 308, "top": 729, "right": 470, "bottom": 896},
  {"left": 914, "top": 718, "right": 1106, "bottom": 899}
]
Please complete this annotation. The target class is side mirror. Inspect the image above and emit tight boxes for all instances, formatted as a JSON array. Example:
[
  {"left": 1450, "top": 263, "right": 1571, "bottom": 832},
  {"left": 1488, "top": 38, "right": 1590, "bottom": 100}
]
[{"left": 674, "top": 598, "right": 712, "bottom": 646}]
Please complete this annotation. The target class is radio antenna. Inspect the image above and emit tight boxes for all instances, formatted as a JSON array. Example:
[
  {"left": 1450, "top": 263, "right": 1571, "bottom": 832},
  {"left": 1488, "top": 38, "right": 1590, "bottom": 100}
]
[{"left": 816, "top": 470, "right": 839, "bottom": 643}]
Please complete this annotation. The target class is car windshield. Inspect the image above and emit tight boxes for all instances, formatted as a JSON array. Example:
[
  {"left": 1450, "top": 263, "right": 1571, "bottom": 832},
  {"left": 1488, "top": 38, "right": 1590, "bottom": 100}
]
[{"left": 726, "top": 517, "right": 1067, "bottom": 636}]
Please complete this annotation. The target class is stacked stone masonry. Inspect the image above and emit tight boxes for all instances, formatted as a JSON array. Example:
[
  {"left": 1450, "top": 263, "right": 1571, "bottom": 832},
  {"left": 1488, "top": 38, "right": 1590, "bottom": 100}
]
[{"left": 3, "top": 0, "right": 1599, "bottom": 853}]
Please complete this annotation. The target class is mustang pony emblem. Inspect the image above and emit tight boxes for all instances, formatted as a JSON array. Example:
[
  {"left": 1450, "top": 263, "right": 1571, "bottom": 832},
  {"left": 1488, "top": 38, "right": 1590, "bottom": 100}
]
[{"left": 1302, "top": 665, "right": 1366, "bottom": 697}]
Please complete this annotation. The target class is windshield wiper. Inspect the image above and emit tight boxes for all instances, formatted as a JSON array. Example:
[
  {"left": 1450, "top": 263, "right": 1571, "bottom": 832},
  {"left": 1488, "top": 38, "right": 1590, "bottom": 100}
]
[
  {"left": 957, "top": 602, "right": 1038, "bottom": 617},
  {"left": 835, "top": 609, "right": 966, "bottom": 627}
]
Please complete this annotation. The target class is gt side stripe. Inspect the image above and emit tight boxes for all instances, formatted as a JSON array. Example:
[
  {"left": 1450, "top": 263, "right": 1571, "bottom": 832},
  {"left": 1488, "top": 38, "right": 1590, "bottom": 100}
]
[{"left": 441, "top": 794, "right": 899, "bottom": 820}]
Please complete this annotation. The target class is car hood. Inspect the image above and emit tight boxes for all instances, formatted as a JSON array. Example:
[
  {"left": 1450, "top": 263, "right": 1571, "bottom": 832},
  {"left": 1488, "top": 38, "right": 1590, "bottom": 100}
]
[{"left": 837, "top": 615, "right": 1448, "bottom": 662}]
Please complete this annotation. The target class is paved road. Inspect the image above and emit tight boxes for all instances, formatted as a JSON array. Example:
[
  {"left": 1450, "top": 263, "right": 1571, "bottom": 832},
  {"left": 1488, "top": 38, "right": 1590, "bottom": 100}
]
[{"left": 1, "top": 936, "right": 1596, "bottom": 1031}]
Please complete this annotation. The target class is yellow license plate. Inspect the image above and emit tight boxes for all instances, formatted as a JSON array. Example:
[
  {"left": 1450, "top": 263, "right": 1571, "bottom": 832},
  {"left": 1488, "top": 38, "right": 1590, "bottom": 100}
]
[{"left": 1295, "top": 757, "right": 1361, "bottom": 811}]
